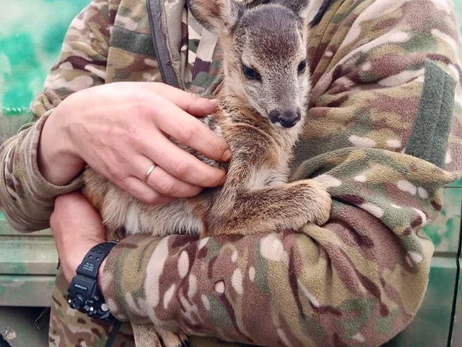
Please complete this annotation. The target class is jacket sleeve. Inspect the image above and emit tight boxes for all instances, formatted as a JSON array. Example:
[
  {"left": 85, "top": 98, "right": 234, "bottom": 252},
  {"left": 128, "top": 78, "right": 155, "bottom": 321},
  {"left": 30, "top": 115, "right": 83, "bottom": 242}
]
[
  {"left": 0, "top": 0, "right": 110, "bottom": 232},
  {"left": 100, "top": 0, "right": 462, "bottom": 346}
]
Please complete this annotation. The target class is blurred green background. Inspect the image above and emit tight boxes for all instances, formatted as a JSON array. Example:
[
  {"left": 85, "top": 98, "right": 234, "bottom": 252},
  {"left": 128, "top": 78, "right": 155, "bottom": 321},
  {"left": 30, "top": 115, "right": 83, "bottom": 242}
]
[
  {"left": 0, "top": 0, "right": 461, "bottom": 119},
  {"left": 0, "top": 0, "right": 91, "bottom": 116}
]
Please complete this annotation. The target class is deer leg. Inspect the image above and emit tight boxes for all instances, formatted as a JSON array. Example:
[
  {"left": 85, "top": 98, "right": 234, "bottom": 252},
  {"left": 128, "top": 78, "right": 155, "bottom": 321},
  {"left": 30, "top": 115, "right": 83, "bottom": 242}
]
[
  {"left": 157, "top": 329, "right": 189, "bottom": 347},
  {"left": 131, "top": 323, "right": 162, "bottom": 347},
  {"left": 208, "top": 179, "right": 331, "bottom": 236},
  {"left": 132, "top": 323, "right": 188, "bottom": 347}
]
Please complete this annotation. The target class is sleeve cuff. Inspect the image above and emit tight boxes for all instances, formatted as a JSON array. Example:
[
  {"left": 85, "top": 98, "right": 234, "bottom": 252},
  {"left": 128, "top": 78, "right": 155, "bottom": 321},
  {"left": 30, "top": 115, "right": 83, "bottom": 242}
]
[{"left": 100, "top": 234, "right": 163, "bottom": 323}]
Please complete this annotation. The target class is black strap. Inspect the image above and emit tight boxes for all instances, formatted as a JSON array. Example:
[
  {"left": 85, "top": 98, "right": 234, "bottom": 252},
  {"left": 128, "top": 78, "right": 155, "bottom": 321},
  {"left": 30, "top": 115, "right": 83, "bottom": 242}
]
[
  {"left": 310, "top": 0, "right": 334, "bottom": 26},
  {"left": 76, "top": 241, "right": 118, "bottom": 279},
  {"left": 105, "top": 321, "right": 122, "bottom": 347},
  {"left": 0, "top": 334, "right": 12, "bottom": 347}
]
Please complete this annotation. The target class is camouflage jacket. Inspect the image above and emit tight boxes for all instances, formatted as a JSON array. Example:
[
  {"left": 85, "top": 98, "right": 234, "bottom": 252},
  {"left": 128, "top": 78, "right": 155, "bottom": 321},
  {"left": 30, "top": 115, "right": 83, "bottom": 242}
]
[{"left": 1, "top": 0, "right": 462, "bottom": 346}]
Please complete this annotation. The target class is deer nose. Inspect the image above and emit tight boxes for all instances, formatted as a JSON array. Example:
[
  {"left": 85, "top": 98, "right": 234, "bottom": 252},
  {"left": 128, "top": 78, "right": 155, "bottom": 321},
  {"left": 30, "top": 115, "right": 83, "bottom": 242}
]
[{"left": 269, "top": 109, "right": 301, "bottom": 128}]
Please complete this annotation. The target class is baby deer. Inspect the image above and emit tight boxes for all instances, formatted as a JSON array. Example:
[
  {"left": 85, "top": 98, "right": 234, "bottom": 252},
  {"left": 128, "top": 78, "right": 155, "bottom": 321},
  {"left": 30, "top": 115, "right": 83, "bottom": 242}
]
[{"left": 83, "top": 0, "right": 331, "bottom": 346}]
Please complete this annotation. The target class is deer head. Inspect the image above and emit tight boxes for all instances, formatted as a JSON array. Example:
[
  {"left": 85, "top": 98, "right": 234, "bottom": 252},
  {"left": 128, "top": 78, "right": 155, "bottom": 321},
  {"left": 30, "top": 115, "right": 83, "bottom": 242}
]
[{"left": 189, "top": 0, "right": 313, "bottom": 128}]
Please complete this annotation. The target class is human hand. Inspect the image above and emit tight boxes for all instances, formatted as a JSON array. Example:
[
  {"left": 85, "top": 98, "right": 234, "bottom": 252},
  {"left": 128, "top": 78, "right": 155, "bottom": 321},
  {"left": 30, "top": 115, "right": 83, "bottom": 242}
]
[
  {"left": 39, "top": 82, "right": 230, "bottom": 203},
  {"left": 50, "top": 191, "right": 107, "bottom": 284}
]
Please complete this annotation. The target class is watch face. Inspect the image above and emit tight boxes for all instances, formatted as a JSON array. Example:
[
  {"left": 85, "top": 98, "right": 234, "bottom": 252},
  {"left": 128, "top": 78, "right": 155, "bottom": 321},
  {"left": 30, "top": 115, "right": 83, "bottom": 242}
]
[{"left": 73, "top": 282, "right": 90, "bottom": 291}]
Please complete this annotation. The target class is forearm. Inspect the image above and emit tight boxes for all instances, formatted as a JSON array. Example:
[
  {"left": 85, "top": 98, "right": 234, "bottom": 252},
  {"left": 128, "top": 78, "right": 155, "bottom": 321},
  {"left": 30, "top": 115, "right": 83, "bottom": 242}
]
[
  {"left": 100, "top": 146, "right": 456, "bottom": 346},
  {"left": 38, "top": 100, "right": 85, "bottom": 186},
  {"left": 0, "top": 113, "right": 83, "bottom": 232},
  {"left": 100, "top": 229, "right": 416, "bottom": 347},
  {"left": 50, "top": 192, "right": 108, "bottom": 284}
]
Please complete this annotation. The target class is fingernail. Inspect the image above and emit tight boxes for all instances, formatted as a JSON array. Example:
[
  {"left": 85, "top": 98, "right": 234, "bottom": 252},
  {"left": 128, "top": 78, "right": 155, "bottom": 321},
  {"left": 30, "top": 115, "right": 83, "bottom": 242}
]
[
  {"left": 221, "top": 149, "right": 232, "bottom": 161},
  {"left": 220, "top": 172, "right": 227, "bottom": 185},
  {"left": 208, "top": 99, "right": 218, "bottom": 109}
]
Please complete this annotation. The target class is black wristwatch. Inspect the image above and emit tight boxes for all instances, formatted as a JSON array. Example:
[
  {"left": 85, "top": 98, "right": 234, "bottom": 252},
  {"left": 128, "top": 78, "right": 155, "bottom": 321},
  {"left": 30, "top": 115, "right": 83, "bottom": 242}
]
[{"left": 67, "top": 241, "right": 118, "bottom": 323}]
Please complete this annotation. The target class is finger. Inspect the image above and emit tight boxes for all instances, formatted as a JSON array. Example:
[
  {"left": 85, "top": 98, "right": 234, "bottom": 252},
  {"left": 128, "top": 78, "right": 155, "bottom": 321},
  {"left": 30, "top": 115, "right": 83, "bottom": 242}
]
[
  {"left": 141, "top": 161, "right": 203, "bottom": 198},
  {"left": 117, "top": 176, "right": 175, "bottom": 204},
  {"left": 152, "top": 101, "right": 231, "bottom": 162},
  {"left": 139, "top": 131, "right": 227, "bottom": 188},
  {"left": 147, "top": 83, "right": 217, "bottom": 116},
  {"left": 135, "top": 156, "right": 203, "bottom": 198}
]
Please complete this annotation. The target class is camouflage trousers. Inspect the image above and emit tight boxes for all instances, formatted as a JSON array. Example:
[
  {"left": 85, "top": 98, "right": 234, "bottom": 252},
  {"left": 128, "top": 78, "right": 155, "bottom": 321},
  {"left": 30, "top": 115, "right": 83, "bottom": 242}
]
[{"left": 49, "top": 269, "right": 135, "bottom": 347}]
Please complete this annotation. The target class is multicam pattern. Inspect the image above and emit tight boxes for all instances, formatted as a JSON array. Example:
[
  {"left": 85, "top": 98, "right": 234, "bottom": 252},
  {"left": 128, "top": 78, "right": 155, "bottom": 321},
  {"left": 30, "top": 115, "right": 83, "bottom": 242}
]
[
  {"left": 183, "top": 10, "right": 223, "bottom": 95},
  {"left": 49, "top": 270, "right": 135, "bottom": 347},
  {"left": 1, "top": 0, "right": 462, "bottom": 346}
]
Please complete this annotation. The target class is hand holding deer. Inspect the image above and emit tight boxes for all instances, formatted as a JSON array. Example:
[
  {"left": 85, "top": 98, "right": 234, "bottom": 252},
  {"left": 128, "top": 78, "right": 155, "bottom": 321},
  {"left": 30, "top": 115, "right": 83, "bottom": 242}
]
[{"left": 38, "top": 83, "right": 229, "bottom": 204}]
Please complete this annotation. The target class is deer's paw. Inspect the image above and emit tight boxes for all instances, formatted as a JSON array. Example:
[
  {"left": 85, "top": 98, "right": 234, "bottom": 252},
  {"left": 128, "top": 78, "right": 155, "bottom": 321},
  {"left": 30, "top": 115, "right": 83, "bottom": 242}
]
[
  {"left": 157, "top": 330, "right": 188, "bottom": 347},
  {"left": 298, "top": 180, "right": 332, "bottom": 226}
]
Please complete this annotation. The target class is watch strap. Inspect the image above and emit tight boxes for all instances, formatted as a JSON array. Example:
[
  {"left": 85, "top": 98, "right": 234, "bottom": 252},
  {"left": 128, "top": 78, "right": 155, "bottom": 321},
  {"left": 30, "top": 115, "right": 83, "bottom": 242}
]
[{"left": 76, "top": 241, "right": 118, "bottom": 279}]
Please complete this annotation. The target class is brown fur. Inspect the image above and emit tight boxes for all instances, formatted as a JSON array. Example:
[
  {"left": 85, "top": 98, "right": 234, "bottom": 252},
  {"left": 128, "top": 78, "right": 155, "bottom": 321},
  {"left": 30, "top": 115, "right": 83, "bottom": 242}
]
[{"left": 83, "top": 0, "right": 331, "bottom": 346}]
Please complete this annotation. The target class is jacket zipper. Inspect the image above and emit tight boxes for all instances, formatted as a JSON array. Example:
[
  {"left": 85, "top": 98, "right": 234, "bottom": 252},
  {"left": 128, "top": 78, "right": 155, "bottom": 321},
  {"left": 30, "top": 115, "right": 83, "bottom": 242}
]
[{"left": 146, "top": 0, "right": 181, "bottom": 89}]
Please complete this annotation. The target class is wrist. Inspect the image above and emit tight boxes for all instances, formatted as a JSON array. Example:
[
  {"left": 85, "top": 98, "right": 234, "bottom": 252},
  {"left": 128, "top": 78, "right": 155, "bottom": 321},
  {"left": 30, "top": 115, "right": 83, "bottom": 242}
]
[
  {"left": 67, "top": 241, "right": 118, "bottom": 323},
  {"left": 98, "top": 259, "right": 107, "bottom": 292},
  {"left": 38, "top": 107, "right": 85, "bottom": 186},
  {"left": 62, "top": 240, "right": 101, "bottom": 284}
]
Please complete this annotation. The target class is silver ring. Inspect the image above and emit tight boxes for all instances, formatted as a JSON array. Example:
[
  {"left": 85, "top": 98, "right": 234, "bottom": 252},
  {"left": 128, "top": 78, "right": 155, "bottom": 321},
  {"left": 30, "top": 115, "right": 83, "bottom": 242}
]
[{"left": 143, "top": 164, "right": 157, "bottom": 183}]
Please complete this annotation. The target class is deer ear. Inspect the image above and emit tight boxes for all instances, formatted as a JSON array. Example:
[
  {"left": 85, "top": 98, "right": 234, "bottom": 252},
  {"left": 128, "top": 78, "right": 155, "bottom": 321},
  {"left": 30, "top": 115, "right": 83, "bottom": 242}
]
[{"left": 189, "top": 0, "right": 242, "bottom": 34}]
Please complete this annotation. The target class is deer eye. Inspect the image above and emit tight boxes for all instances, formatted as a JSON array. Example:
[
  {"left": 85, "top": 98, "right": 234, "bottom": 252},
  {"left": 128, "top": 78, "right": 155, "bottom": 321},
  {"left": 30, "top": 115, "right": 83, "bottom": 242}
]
[
  {"left": 242, "top": 65, "right": 261, "bottom": 81},
  {"left": 297, "top": 60, "right": 307, "bottom": 74}
]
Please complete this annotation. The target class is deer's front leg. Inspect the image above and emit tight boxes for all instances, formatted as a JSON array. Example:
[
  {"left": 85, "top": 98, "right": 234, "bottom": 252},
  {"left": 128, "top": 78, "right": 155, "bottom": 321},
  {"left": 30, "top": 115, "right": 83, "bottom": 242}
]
[
  {"left": 132, "top": 323, "right": 188, "bottom": 347},
  {"left": 131, "top": 323, "right": 162, "bottom": 347},
  {"left": 207, "top": 180, "right": 331, "bottom": 236}
]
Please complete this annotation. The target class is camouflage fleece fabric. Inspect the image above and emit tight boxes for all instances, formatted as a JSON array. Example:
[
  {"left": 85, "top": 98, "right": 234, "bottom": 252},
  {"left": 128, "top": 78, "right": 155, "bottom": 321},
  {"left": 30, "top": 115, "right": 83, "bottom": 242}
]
[{"left": 1, "top": 0, "right": 462, "bottom": 346}]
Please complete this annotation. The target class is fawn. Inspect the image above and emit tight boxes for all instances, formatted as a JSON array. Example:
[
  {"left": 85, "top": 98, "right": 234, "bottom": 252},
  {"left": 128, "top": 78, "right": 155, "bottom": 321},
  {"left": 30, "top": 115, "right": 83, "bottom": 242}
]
[{"left": 83, "top": 0, "right": 332, "bottom": 345}]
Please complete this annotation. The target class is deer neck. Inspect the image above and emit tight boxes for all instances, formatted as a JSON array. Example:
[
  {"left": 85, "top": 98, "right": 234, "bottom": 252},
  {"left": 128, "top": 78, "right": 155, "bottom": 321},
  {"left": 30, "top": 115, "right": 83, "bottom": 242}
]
[{"left": 218, "top": 85, "right": 304, "bottom": 155}]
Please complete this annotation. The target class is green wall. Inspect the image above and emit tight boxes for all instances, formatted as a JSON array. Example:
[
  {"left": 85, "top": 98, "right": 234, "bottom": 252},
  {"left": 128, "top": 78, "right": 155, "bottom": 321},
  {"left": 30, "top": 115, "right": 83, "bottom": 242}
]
[{"left": 0, "top": 0, "right": 90, "bottom": 118}]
